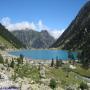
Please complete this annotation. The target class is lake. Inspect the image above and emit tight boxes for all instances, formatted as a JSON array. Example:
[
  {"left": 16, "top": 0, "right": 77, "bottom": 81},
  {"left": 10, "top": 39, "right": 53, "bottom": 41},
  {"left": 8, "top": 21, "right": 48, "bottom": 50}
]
[{"left": 9, "top": 49, "right": 78, "bottom": 60}]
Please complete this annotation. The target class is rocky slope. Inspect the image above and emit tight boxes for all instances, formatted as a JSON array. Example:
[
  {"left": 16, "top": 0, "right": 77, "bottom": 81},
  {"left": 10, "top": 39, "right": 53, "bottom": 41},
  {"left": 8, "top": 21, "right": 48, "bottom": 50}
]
[
  {"left": 12, "top": 30, "right": 55, "bottom": 49},
  {"left": 0, "top": 24, "right": 26, "bottom": 49},
  {"left": 51, "top": 1, "right": 90, "bottom": 51}
]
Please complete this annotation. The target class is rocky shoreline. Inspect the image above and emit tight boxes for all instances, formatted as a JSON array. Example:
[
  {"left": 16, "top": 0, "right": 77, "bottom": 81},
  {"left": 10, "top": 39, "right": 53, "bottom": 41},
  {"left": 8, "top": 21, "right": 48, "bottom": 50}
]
[
  {"left": 0, "top": 50, "right": 64, "bottom": 90},
  {"left": 0, "top": 50, "right": 89, "bottom": 90}
]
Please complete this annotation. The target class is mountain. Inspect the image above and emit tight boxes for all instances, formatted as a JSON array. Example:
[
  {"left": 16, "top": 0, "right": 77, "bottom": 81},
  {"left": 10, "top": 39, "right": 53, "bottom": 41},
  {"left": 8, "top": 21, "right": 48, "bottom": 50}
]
[
  {"left": 51, "top": 1, "right": 90, "bottom": 51},
  {"left": 12, "top": 30, "right": 55, "bottom": 49},
  {"left": 0, "top": 23, "right": 26, "bottom": 49}
]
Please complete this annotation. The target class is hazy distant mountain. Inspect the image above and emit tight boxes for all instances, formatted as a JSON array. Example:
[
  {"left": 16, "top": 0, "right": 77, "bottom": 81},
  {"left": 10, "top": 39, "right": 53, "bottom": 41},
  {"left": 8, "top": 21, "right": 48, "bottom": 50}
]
[
  {"left": 51, "top": 1, "right": 90, "bottom": 50},
  {"left": 12, "top": 30, "right": 55, "bottom": 49}
]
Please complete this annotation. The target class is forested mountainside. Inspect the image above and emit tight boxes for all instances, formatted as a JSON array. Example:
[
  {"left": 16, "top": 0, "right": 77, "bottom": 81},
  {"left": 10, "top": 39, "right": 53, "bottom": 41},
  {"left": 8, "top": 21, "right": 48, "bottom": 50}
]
[
  {"left": 51, "top": 1, "right": 90, "bottom": 51},
  {"left": 12, "top": 30, "right": 55, "bottom": 49},
  {"left": 0, "top": 23, "right": 26, "bottom": 49}
]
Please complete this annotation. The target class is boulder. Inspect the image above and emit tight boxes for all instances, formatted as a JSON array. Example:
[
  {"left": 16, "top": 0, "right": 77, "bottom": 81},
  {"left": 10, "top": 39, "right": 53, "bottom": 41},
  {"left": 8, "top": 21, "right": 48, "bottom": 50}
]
[
  {"left": 87, "top": 83, "right": 90, "bottom": 88},
  {"left": 39, "top": 64, "right": 46, "bottom": 78}
]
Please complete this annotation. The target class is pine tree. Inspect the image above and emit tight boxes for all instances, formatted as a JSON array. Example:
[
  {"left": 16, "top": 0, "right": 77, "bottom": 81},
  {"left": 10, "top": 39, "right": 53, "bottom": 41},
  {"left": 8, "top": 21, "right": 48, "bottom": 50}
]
[
  {"left": 68, "top": 51, "right": 74, "bottom": 60},
  {"left": 10, "top": 59, "right": 15, "bottom": 68},
  {"left": 68, "top": 51, "right": 75, "bottom": 65},
  {"left": 20, "top": 54, "right": 24, "bottom": 64},
  {"left": 17, "top": 54, "right": 24, "bottom": 65},
  {"left": 51, "top": 58, "right": 54, "bottom": 67},
  {"left": 56, "top": 57, "right": 59, "bottom": 68}
]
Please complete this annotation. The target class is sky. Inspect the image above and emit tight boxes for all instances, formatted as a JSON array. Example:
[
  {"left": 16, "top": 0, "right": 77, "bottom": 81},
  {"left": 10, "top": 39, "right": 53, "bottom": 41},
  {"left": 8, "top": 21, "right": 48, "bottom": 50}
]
[{"left": 0, "top": 0, "right": 87, "bottom": 38}]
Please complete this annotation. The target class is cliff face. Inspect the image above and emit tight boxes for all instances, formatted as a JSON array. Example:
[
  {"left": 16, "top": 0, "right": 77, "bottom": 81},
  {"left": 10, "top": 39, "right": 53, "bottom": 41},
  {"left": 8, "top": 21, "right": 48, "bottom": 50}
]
[
  {"left": 12, "top": 30, "right": 55, "bottom": 49},
  {"left": 51, "top": 1, "right": 90, "bottom": 51}
]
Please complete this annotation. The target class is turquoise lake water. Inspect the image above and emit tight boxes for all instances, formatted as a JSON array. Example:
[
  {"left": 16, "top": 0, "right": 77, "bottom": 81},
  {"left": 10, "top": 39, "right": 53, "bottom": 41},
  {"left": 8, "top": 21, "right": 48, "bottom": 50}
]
[{"left": 9, "top": 50, "right": 78, "bottom": 60}]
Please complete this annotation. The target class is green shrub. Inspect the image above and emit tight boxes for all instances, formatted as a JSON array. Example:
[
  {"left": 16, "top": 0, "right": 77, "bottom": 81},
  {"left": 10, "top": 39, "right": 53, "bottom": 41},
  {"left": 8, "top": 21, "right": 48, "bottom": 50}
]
[
  {"left": 0, "top": 54, "right": 4, "bottom": 64},
  {"left": 10, "top": 59, "right": 15, "bottom": 68},
  {"left": 50, "top": 78, "right": 57, "bottom": 89},
  {"left": 79, "top": 82, "right": 88, "bottom": 90}
]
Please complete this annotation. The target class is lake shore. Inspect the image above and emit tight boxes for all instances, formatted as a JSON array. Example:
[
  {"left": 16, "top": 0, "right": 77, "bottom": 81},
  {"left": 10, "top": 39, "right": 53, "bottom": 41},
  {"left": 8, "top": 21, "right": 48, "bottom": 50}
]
[
  {"left": 7, "top": 49, "right": 78, "bottom": 61},
  {"left": 0, "top": 50, "right": 89, "bottom": 90},
  {"left": 0, "top": 49, "right": 71, "bottom": 68},
  {"left": 0, "top": 49, "right": 65, "bottom": 90}
]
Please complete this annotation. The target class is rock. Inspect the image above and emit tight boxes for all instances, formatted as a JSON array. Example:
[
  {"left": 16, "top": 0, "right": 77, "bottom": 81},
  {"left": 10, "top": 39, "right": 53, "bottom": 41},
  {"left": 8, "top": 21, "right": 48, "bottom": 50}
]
[
  {"left": 30, "top": 80, "right": 35, "bottom": 84},
  {"left": 56, "top": 87, "right": 64, "bottom": 90},
  {"left": 65, "top": 85, "right": 78, "bottom": 90},
  {"left": 69, "top": 65, "right": 76, "bottom": 69},
  {"left": 30, "top": 84, "right": 52, "bottom": 90},
  {"left": 20, "top": 83, "right": 31, "bottom": 90},
  {"left": 0, "top": 64, "right": 5, "bottom": 71},
  {"left": 39, "top": 84, "right": 52, "bottom": 90},
  {"left": 30, "top": 84, "right": 39, "bottom": 90},
  {"left": 40, "top": 78, "right": 50, "bottom": 85},
  {"left": 39, "top": 63, "right": 46, "bottom": 78},
  {"left": 87, "top": 83, "right": 90, "bottom": 88},
  {"left": 0, "top": 80, "right": 19, "bottom": 89},
  {"left": 40, "top": 70, "right": 46, "bottom": 78},
  {"left": 0, "top": 72, "right": 9, "bottom": 80},
  {"left": 15, "top": 77, "right": 23, "bottom": 83}
]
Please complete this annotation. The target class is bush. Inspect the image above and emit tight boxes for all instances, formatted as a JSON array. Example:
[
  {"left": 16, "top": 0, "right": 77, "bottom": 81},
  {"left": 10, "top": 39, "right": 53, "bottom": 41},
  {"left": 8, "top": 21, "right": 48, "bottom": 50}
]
[
  {"left": 79, "top": 82, "right": 88, "bottom": 90},
  {"left": 5, "top": 58, "right": 8, "bottom": 64},
  {"left": 51, "top": 58, "right": 54, "bottom": 67},
  {"left": 0, "top": 54, "right": 4, "bottom": 64},
  {"left": 10, "top": 59, "right": 15, "bottom": 68},
  {"left": 50, "top": 78, "right": 57, "bottom": 89},
  {"left": 17, "top": 54, "right": 24, "bottom": 65}
]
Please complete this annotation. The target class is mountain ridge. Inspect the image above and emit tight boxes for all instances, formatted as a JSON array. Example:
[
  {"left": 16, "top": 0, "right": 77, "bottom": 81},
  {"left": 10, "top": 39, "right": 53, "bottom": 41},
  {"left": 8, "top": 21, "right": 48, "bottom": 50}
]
[
  {"left": 12, "top": 30, "right": 55, "bottom": 49},
  {"left": 51, "top": 1, "right": 90, "bottom": 50},
  {"left": 0, "top": 23, "right": 26, "bottom": 49}
]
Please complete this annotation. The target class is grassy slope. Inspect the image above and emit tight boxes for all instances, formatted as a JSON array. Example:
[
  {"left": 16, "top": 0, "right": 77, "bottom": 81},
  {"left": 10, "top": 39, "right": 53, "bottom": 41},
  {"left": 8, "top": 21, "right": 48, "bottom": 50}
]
[
  {"left": 46, "top": 67, "right": 82, "bottom": 88},
  {"left": 0, "top": 35, "right": 14, "bottom": 48},
  {"left": 72, "top": 65, "right": 90, "bottom": 78}
]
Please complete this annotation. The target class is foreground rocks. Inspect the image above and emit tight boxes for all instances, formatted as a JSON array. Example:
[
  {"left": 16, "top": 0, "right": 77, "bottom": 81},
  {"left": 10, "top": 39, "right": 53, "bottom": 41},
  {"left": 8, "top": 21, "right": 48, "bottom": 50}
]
[{"left": 0, "top": 64, "right": 59, "bottom": 90}]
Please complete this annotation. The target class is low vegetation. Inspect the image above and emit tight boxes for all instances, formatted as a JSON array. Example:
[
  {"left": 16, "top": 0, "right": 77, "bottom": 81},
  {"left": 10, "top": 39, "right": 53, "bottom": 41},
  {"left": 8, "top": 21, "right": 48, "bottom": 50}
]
[
  {"left": 50, "top": 78, "right": 57, "bottom": 89},
  {"left": 72, "top": 65, "right": 90, "bottom": 78},
  {"left": 0, "top": 54, "right": 4, "bottom": 64},
  {"left": 14, "top": 64, "right": 40, "bottom": 82},
  {"left": 46, "top": 66, "right": 82, "bottom": 88},
  {"left": 79, "top": 82, "right": 88, "bottom": 90},
  {"left": 0, "top": 36, "right": 14, "bottom": 49}
]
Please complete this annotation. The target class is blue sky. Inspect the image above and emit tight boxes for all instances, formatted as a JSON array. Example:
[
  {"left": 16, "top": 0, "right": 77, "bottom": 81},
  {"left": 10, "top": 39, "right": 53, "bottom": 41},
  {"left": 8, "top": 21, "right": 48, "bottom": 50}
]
[{"left": 0, "top": 0, "right": 87, "bottom": 38}]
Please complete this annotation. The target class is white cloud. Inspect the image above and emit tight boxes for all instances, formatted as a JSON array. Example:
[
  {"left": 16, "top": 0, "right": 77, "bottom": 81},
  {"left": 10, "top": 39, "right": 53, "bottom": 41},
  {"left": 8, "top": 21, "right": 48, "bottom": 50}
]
[
  {"left": 48, "top": 29, "right": 64, "bottom": 39},
  {"left": 0, "top": 17, "right": 65, "bottom": 39},
  {"left": 0, "top": 17, "right": 36, "bottom": 30},
  {"left": 37, "top": 20, "right": 48, "bottom": 31},
  {"left": 1, "top": 17, "right": 11, "bottom": 26}
]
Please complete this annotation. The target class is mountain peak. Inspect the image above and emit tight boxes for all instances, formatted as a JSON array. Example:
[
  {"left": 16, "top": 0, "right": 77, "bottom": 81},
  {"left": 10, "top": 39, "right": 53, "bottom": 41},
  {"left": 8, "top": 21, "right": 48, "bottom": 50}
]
[
  {"left": 51, "top": 1, "right": 90, "bottom": 50},
  {"left": 12, "top": 30, "right": 55, "bottom": 49}
]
